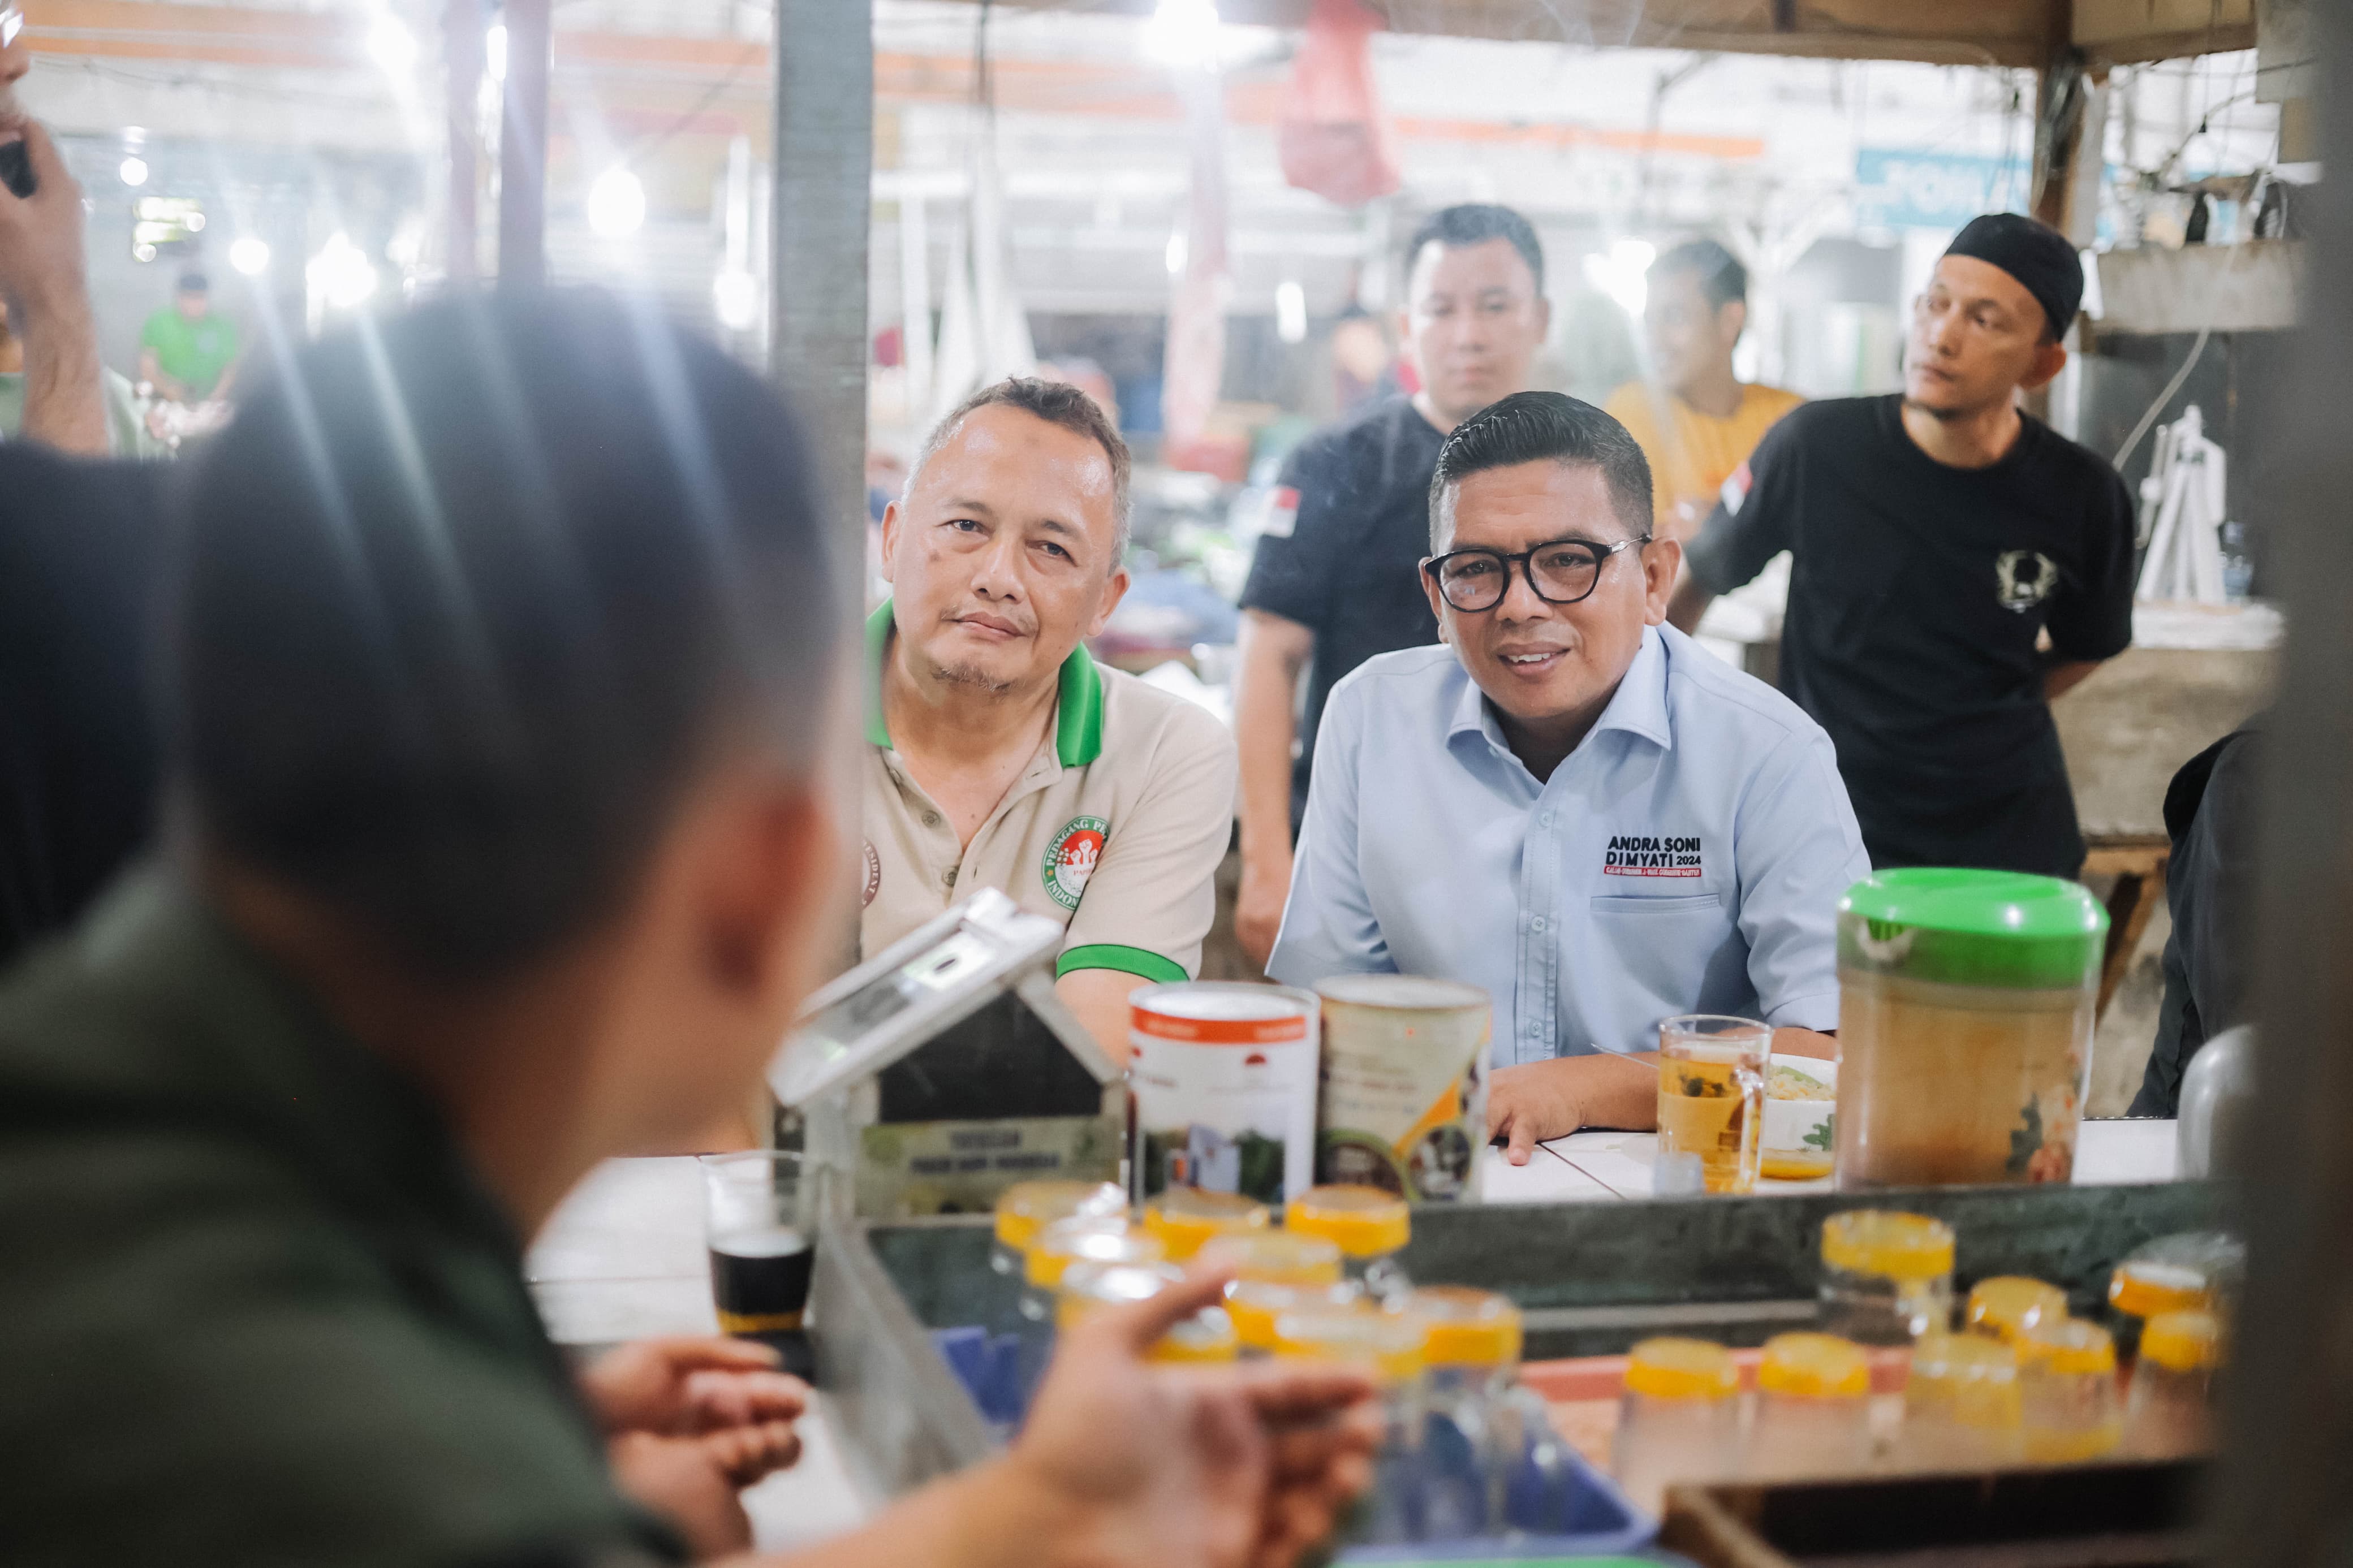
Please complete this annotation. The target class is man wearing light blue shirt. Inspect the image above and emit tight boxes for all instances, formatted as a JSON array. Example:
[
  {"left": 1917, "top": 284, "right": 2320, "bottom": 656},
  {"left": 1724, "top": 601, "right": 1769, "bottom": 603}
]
[{"left": 1268, "top": 391, "right": 1867, "bottom": 1163}]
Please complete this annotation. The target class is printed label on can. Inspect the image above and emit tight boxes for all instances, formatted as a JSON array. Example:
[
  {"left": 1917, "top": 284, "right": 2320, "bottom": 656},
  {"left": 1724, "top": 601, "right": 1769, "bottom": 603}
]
[
  {"left": 1314, "top": 977, "right": 1491, "bottom": 1202},
  {"left": 1129, "top": 984, "right": 1320, "bottom": 1205}
]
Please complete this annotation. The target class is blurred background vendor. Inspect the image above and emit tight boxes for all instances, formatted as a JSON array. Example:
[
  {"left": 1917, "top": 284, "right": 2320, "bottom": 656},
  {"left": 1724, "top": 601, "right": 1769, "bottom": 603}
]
[
  {"left": 1267, "top": 392, "right": 1865, "bottom": 1162},
  {"left": 1232, "top": 204, "right": 1552, "bottom": 969},
  {"left": 1603, "top": 239, "right": 1801, "bottom": 545}
]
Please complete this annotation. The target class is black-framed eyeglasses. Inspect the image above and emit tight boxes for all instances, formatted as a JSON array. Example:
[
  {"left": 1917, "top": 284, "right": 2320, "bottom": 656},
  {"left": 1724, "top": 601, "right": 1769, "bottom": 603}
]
[{"left": 1422, "top": 536, "right": 1646, "bottom": 612}]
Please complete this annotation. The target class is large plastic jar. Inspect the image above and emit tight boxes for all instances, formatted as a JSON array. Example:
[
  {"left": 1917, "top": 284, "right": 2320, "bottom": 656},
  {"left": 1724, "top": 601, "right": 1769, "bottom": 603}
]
[
  {"left": 1834, "top": 870, "right": 2107, "bottom": 1190},
  {"left": 1746, "top": 1333, "right": 1874, "bottom": 1480},
  {"left": 1613, "top": 1337, "right": 1742, "bottom": 1514}
]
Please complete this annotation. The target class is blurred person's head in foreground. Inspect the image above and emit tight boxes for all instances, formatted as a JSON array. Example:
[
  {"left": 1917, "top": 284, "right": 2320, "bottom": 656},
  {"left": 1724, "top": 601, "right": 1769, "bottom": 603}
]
[
  {"left": 1906, "top": 212, "right": 2075, "bottom": 422},
  {"left": 175, "top": 268, "right": 212, "bottom": 319},
  {"left": 0, "top": 287, "right": 1380, "bottom": 1568},
  {"left": 880, "top": 375, "right": 1130, "bottom": 703},
  {"left": 1400, "top": 202, "right": 1551, "bottom": 430},
  {"left": 171, "top": 287, "right": 844, "bottom": 1197},
  {"left": 0, "top": 4, "right": 27, "bottom": 123},
  {"left": 1642, "top": 238, "right": 1748, "bottom": 403}
]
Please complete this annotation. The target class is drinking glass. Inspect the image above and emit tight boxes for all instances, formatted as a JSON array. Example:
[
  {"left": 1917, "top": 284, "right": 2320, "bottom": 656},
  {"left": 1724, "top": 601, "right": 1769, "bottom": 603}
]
[
  {"left": 700, "top": 1150, "right": 815, "bottom": 1336},
  {"left": 1654, "top": 1014, "right": 1770, "bottom": 1195}
]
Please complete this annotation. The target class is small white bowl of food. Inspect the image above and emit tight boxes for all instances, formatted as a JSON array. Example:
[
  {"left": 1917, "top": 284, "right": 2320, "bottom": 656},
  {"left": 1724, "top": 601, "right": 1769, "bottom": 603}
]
[{"left": 1760, "top": 1055, "right": 1837, "bottom": 1182}]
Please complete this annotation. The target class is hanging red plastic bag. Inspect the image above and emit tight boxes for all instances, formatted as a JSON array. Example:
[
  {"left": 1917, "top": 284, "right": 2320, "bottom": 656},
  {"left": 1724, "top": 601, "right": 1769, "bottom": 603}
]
[{"left": 1278, "top": 0, "right": 1401, "bottom": 207}]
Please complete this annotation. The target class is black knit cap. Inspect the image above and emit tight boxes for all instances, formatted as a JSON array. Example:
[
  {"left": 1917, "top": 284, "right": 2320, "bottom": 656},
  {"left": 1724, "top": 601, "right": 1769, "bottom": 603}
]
[{"left": 1943, "top": 213, "right": 2082, "bottom": 338}]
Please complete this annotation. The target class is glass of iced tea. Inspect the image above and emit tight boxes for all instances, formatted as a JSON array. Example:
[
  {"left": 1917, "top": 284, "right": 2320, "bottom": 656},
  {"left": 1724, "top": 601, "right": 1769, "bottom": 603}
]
[
  {"left": 700, "top": 1150, "right": 815, "bottom": 1336},
  {"left": 1654, "top": 1015, "right": 1771, "bottom": 1196}
]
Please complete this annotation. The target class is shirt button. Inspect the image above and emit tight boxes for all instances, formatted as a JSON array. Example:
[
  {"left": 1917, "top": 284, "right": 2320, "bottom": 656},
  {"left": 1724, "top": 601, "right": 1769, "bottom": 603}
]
[
  {"left": 1531, "top": 916, "right": 1547, "bottom": 934},
  {"left": 923, "top": 811, "right": 942, "bottom": 828},
  {"left": 1540, "top": 813, "right": 1553, "bottom": 828},
  {"left": 944, "top": 867, "right": 959, "bottom": 887}
]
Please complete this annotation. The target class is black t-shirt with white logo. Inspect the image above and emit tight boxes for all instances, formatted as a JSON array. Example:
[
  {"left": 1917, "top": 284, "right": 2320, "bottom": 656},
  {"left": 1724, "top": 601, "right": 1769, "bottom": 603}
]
[
  {"left": 1685, "top": 394, "right": 2135, "bottom": 878},
  {"left": 1240, "top": 395, "right": 1446, "bottom": 828}
]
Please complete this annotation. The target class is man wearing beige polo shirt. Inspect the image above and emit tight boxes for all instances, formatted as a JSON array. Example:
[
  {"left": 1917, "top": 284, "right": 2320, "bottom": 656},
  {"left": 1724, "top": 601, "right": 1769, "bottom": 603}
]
[{"left": 867, "top": 378, "right": 1236, "bottom": 1059}]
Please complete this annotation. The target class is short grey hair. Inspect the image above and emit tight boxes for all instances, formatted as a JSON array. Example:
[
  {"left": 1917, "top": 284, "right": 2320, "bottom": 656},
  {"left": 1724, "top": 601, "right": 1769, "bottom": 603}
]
[{"left": 904, "top": 378, "right": 1133, "bottom": 559}]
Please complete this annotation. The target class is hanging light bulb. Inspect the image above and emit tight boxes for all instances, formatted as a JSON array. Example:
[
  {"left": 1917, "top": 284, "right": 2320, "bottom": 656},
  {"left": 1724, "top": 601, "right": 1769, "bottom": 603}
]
[
  {"left": 1144, "top": 0, "right": 1220, "bottom": 69},
  {"left": 587, "top": 167, "right": 647, "bottom": 238}
]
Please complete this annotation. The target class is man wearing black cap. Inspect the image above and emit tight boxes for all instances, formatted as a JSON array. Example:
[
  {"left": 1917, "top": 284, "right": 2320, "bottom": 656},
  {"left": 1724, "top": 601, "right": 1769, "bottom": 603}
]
[{"left": 1667, "top": 213, "right": 2135, "bottom": 879}]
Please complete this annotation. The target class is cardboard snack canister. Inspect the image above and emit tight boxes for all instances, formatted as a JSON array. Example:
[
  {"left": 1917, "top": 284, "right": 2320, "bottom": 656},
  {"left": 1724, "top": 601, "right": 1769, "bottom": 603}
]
[
  {"left": 1313, "top": 975, "right": 1490, "bottom": 1201},
  {"left": 1129, "top": 983, "right": 1321, "bottom": 1206}
]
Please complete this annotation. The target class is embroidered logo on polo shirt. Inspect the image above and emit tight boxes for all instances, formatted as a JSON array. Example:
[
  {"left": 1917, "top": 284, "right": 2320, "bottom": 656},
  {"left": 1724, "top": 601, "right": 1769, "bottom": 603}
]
[
  {"left": 1994, "top": 550, "right": 2059, "bottom": 612},
  {"left": 1603, "top": 834, "right": 1703, "bottom": 878},
  {"left": 1042, "top": 816, "right": 1109, "bottom": 909},
  {"left": 861, "top": 840, "right": 881, "bottom": 907}
]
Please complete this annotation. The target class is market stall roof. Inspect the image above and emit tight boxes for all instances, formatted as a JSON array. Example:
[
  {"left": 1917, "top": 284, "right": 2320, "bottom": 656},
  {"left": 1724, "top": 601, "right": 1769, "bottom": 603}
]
[{"left": 958, "top": 0, "right": 2256, "bottom": 70}]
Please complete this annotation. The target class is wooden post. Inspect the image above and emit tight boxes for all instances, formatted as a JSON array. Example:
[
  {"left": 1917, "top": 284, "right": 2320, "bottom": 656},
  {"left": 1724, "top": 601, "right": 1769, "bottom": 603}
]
[
  {"left": 444, "top": 0, "right": 482, "bottom": 285},
  {"left": 770, "top": 0, "right": 874, "bottom": 986},
  {"left": 495, "top": 0, "right": 550, "bottom": 289},
  {"left": 2212, "top": 1, "right": 2353, "bottom": 1560}
]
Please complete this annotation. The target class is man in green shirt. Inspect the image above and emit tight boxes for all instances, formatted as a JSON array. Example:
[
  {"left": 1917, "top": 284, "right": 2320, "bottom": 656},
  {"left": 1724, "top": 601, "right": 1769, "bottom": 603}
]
[
  {"left": 0, "top": 288, "right": 1374, "bottom": 1568},
  {"left": 137, "top": 267, "right": 239, "bottom": 402}
]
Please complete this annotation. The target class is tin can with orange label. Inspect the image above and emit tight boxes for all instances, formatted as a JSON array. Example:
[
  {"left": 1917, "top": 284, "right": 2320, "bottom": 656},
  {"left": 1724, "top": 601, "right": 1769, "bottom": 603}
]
[
  {"left": 1129, "top": 983, "right": 1321, "bottom": 1206},
  {"left": 1313, "top": 974, "right": 1490, "bottom": 1202}
]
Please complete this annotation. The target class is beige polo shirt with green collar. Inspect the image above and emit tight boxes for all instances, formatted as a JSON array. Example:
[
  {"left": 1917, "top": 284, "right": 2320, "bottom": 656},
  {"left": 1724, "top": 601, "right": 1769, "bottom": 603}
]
[{"left": 861, "top": 600, "right": 1238, "bottom": 984}]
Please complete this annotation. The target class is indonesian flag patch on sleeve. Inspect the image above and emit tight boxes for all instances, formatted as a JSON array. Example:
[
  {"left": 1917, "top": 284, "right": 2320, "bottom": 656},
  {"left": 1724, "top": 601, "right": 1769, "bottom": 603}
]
[
  {"left": 1260, "top": 485, "right": 1301, "bottom": 539},
  {"left": 1720, "top": 462, "right": 1753, "bottom": 517}
]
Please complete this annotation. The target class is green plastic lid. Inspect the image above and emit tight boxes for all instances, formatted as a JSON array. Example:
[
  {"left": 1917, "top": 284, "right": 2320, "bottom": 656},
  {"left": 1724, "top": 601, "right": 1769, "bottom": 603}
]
[{"left": 1837, "top": 868, "right": 2107, "bottom": 990}]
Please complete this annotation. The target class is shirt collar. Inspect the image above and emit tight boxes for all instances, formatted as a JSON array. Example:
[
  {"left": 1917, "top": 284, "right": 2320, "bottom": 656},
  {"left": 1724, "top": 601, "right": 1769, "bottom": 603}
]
[
  {"left": 864, "top": 598, "right": 1105, "bottom": 767},
  {"left": 1445, "top": 624, "right": 1674, "bottom": 760}
]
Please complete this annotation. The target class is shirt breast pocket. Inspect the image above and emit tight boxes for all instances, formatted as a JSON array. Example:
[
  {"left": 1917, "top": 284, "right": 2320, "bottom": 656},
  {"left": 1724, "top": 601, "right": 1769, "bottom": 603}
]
[
  {"left": 1587, "top": 892, "right": 1742, "bottom": 1014},
  {"left": 1589, "top": 893, "right": 1722, "bottom": 917}
]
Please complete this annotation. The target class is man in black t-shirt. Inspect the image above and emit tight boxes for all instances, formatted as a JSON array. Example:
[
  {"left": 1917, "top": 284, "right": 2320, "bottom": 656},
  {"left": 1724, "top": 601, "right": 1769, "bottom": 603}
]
[
  {"left": 1232, "top": 204, "right": 1552, "bottom": 965},
  {"left": 0, "top": 444, "right": 166, "bottom": 967},
  {"left": 2131, "top": 720, "right": 2260, "bottom": 1117},
  {"left": 1669, "top": 213, "right": 2135, "bottom": 878}
]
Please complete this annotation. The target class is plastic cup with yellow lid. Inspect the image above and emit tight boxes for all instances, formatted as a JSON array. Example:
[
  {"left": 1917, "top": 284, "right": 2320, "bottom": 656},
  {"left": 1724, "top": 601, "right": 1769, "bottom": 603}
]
[
  {"left": 2019, "top": 1318, "right": 2121, "bottom": 1463},
  {"left": 1284, "top": 1184, "right": 1411, "bottom": 1297},
  {"left": 1270, "top": 1302, "right": 1427, "bottom": 1385},
  {"left": 1023, "top": 1217, "right": 1163, "bottom": 1293},
  {"left": 991, "top": 1180, "right": 1127, "bottom": 1275},
  {"left": 1966, "top": 1275, "right": 2068, "bottom": 1344},
  {"left": 1142, "top": 1187, "right": 1270, "bottom": 1261},
  {"left": 1820, "top": 1210, "right": 1956, "bottom": 1344}
]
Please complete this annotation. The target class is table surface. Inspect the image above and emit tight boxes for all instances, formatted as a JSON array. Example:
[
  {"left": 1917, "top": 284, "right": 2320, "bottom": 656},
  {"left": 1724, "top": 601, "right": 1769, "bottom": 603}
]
[{"left": 526, "top": 1117, "right": 2179, "bottom": 1547}]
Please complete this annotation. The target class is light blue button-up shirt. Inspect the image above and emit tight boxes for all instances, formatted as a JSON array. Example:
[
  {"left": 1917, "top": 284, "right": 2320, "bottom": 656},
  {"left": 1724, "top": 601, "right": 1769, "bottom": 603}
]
[{"left": 1267, "top": 624, "right": 1869, "bottom": 1066}]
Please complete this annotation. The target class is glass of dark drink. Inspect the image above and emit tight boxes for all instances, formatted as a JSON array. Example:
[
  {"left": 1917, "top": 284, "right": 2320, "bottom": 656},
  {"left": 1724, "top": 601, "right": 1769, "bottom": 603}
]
[{"left": 700, "top": 1151, "right": 815, "bottom": 1336}]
